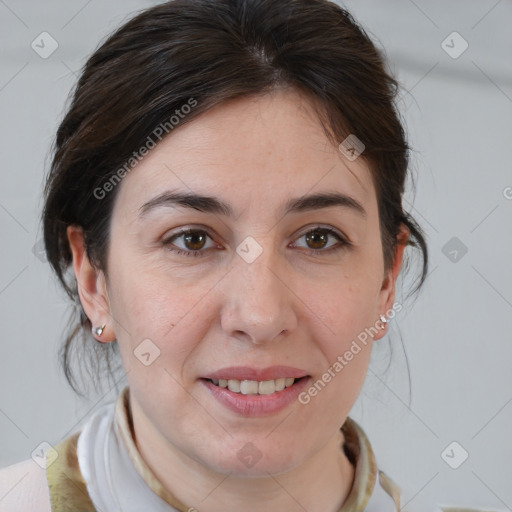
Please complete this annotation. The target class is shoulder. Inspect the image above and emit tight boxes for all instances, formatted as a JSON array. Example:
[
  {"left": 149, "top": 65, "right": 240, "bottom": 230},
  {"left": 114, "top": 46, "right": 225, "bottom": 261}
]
[{"left": 0, "top": 458, "right": 51, "bottom": 512}]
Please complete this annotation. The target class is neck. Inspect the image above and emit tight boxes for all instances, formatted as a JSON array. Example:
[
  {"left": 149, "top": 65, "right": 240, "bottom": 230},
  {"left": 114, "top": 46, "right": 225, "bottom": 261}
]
[{"left": 128, "top": 398, "right": 355, "bottom": 512}]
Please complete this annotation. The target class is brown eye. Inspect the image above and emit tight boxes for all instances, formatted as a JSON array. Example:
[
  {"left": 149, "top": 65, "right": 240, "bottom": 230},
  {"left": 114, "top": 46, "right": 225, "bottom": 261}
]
[
  {"left": 183, "top": 231, "right": 207, "bottom": 250},
  {"left": 293, "top": 226, "right": 349, "bottom": 255},
  {"left": 163, "top": 229, "right": 217, "bottom": 257},
  {"left": 305, "top": 229, "right": 330, "bottom": 250}
]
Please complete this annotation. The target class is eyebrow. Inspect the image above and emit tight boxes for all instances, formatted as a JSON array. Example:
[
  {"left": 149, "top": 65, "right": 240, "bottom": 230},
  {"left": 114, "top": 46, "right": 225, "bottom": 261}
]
[{"left": 139, "top": 190, "right": 367, "bottom": 219}]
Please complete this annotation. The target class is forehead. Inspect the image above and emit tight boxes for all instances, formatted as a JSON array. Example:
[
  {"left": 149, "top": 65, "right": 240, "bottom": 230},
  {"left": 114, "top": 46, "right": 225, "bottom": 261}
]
[{"left": 113, "top": 89, "right": 376, "bottom": 218}]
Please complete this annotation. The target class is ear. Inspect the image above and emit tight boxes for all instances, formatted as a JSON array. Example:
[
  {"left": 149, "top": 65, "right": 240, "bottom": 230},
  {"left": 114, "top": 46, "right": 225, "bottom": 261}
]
[
  {"left": 67, "top": 226, "right": 115, "bottom": 343},
  {"left": 373, "top": 223, "right": 409, "bottom": 341}
]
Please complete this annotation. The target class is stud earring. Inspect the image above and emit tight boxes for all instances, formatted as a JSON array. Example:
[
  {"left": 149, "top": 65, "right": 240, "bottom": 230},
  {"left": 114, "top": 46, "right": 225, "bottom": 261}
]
[
  {"left": 379, "top": 314, "right": 388, "bottom": 328},
  {"left": 93, "top": 324, "right": 106, "bottom": 337}
]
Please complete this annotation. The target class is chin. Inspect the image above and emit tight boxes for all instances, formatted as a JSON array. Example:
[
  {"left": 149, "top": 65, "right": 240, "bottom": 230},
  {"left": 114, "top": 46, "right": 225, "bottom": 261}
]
[{"left": 200, "top": 442, "right": 300, "bottom": 478}]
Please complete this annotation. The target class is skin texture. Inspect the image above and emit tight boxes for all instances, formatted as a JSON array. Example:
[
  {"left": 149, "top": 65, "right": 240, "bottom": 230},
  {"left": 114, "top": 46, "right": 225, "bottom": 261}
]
[{"left": 68, "top": 88, "right": 407, "bottom": 512}]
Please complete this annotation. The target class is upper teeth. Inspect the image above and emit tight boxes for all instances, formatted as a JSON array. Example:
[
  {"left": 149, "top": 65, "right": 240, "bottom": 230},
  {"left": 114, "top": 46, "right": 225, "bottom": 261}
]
[{"left": 211, "top": 378, "right": 296, "bottom": 395}]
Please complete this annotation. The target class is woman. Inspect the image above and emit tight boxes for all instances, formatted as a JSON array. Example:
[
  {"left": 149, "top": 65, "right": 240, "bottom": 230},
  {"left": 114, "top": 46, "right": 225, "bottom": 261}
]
[{"left": 0, "top": 0, "right": 436, "bottom": 510}]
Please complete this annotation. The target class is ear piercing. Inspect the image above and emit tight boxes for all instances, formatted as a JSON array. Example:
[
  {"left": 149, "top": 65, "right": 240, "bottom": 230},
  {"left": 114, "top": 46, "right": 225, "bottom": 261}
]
[
  {"left": 93, "top": 324, "right": 106, "bottom": 337},
  {"left": 379, "top": 314, "right": 388, "bottom": 328}
]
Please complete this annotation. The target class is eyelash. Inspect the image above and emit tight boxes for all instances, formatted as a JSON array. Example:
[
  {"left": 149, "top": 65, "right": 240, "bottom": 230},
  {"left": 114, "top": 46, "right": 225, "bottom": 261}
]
[{"left": 162, "top": 226, "right": 351, "bottom": 258}]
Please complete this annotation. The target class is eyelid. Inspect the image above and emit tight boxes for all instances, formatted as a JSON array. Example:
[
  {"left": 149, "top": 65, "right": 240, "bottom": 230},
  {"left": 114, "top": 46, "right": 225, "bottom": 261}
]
[{"left": 293, "top": 224, "right": 348, "bottom": 242}]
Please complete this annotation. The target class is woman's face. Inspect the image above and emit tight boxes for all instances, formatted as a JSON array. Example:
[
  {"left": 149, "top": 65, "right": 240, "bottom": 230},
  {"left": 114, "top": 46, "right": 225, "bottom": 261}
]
[{"left": 71, "top": 88, "right": 404, "bottom": 476}]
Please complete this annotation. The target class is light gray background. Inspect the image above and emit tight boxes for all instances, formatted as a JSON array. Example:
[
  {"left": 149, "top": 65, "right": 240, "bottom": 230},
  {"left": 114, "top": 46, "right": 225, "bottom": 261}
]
[{"left": 1, "top": 0, "right": 511, "bottom": 509}]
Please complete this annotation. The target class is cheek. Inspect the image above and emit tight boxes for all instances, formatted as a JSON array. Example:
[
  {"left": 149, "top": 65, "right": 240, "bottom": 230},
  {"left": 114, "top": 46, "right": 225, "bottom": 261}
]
[
  {"left": 302, "top": 269, "right": 382, "bottom": 348},
  {"left": 106, "top": 263, "right": 210, "bottom": 372},
  {"left": 300, "top": 281, "right": 375, "bottom": 414}
]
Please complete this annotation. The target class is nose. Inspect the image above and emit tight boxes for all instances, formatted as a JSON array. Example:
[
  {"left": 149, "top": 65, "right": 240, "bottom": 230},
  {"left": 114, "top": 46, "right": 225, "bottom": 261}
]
[{"left": 219, "top": 246, "right": 298, "bottom": 346}]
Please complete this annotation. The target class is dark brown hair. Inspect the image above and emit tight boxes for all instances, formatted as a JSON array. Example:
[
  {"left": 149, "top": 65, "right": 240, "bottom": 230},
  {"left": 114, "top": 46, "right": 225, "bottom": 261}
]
[{"left": 43, "top": 0, "right": 428, "bottom": 396}]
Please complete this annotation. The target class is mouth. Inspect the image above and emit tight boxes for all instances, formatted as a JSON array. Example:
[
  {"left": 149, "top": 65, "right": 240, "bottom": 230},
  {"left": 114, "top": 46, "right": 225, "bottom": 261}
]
[{"left": 201, "top": 376, "right": 310, "bottom": 396}]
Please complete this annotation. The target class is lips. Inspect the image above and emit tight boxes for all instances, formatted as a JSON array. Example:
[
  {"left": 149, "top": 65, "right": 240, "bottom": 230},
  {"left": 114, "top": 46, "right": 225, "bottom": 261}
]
[
  {"left": 201, "top": 374, "right": 312, "bottom": 416},
  {"left": 201, "top": 365, "right": 309, "bottom": 381}
]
